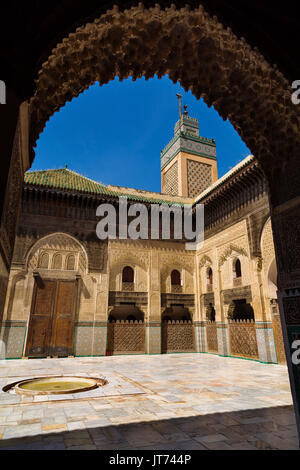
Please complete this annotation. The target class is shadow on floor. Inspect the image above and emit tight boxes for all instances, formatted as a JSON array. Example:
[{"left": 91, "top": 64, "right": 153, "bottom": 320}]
[{"left": 0, "top": 405, "right": 298, "bottom": 450}]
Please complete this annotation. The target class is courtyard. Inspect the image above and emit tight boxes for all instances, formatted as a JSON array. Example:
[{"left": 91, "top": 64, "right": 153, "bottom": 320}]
[{"left": 0, "top": 353, "right": 297, "bottom": 450}]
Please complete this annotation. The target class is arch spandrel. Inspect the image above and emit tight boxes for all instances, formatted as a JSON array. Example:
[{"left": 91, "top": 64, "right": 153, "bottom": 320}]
[{"left": 218, "top": 244, "right": 249, "bottom": 268}]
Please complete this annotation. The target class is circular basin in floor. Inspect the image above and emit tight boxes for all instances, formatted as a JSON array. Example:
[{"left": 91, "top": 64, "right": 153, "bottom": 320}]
[{"left": 7, "top": 376, "right": 107, "bottom": 396}]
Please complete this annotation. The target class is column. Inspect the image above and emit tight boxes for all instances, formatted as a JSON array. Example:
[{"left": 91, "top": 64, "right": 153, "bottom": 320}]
[
  {"left": 251, "top": 257, "right": 277, "bottom": 363},
  {"left": 146, "top": 249, "right": 161, "bottom": 354},
  {"left": 215, "top": 259, "right": 230, "bottom": 356},
  {"left": 194, "top": 254, "right": 207, "bottom": 352}
]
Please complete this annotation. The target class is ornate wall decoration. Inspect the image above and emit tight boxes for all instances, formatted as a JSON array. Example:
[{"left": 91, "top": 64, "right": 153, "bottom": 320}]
[
  {"left": 187, "top": 159, "right": 212, "bottom": 197},
  {"left": 198, "top": 254, "right": 213, "bottom": 269},
  {"left": 162, "top": 321, "right": 195, "bottom": 353},
  {"left": 271, "top": 206, "right": 300, "bottom": 287},
  {"left": 161, "top": 293, "right": 195, "bottom": 309},
  {"left": 107, "top": 321, "right": 145, "bottom": 355},
  {"left": 0, "top": 119, "right": 23, "bottom": 269},
  {"left": 261, "top": 218, "right": 275, "bottom": 272},
  {"left": 206, "top": 322, "right": 218, "bottom": 353},
  {"left": 271, "top": 304, "right": 286, "bottom": 364},
  {"left": 28, "top": 3, "right": 300, "bottom": 212},
  {"left": 164, "top": 161, "right": 179, "bottom": 196},
  {"left": 246, "top": 209, "right": 270, "bottom": 259},
  {"left": 26, "top": 232, "right": 88, "bottom": 275},
  {"left": 222, "top": 286, "right": 252, "bottom": 305},
  {"left": 109, "top": 247, "right": 150, "bottom": 273},
  {"left": 282, "top": 296, "right": 300, "bottom": 325},
  {"left": 229, "top": 320, "right": 259, "bottom": 359},
  {"left": 82, "top": 240, "right": 105, "bottom": 273},
  {"left": 109, "top": 291, "right": 148, "bottom": 308},
  {"left": 219, "top": 244, "right": 249, "bottom": 268}
]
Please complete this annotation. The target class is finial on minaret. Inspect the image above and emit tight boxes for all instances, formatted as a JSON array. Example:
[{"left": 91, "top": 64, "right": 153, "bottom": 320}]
[{"left": 176, "top": 93, "right": 183, "bottom": 119}]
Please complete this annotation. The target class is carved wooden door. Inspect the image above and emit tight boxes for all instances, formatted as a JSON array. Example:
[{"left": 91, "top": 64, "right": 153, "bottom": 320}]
[
  {"left": 26, "top": 278, "right": 77, "bottom": 358},
  {"left": 26, "top": 279, "right": 56, "bottom": 358},
  {"left": 50, "top": 280, "right": 76, "bottom": 357}
]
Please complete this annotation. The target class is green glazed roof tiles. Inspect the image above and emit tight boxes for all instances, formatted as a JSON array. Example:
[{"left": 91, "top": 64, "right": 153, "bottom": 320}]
[{"left": 24, "top": 168, "right": 186, "bottom": 206}]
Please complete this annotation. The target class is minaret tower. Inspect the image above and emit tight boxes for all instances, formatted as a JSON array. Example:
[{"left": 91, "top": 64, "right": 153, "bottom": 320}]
[{"left": 161, "top": 96, "right": 218, "bottom": 197}]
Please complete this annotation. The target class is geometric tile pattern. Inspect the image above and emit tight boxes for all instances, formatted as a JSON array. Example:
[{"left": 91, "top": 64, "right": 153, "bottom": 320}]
[
  {"left": 0, "top": 325, "right": 26, "bottom": 359},
  {"left": 74, "top": 327, "right": 93, "bottom": 357},
  {"left": 93, "top": 327, "right": 108, "bottom": 357},
  {"left": 187, "top": 159, "right": 212, "bottom": 197},
  {"left": 146, "top": 325, "right": 161, "bottom": 354},
  {"left": 164, "top": 161, "right": 179, "bottom": 196},
  {"left": 217, "top": 325, "right": 230, "bottom": 356},
  {"left": 256, "top": 325, "right": 278, "bottom": 364}
]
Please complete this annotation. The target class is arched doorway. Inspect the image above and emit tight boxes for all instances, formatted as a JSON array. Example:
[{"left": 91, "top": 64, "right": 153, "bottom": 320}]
[{"left": 24, "top": 233, "right": 87, "bottom": 358}]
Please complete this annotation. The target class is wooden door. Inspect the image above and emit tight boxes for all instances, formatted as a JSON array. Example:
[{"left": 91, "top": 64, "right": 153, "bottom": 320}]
[
  {"left": 26, "top": 278, "right": 77, "bottom": 358},
  {"left": 50, "top": 281, "right": 76, "bottom": 357},
  {"left": 26, "top": 279, "right": 56, "bottom": 358}
]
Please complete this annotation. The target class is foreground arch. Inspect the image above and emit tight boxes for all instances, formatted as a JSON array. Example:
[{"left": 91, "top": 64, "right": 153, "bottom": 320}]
[{"left": 0, "top": 1, "right": 300, "bottom": 445}]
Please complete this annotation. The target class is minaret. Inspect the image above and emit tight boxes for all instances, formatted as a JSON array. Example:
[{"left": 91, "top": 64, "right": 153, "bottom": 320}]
[{"left": 161, "top": 97, "right": 218, "bottom": 197}]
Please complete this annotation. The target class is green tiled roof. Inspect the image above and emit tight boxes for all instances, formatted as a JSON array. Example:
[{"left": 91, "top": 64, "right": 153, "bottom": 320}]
[
  {"left": 24, "top": 168, "right": 185, "bottom": 206},
  {"left": 25, "top": 168, "right": 111, "bottom": 195}
]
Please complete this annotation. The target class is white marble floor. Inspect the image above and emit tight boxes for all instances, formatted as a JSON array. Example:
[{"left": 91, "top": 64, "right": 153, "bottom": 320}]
[{"left": 0, "top": 353, "right": 297, "bottom": 450}]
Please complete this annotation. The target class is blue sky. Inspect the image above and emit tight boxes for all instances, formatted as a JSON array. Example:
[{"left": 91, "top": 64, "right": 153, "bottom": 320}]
[{"left": 33, "top": 75, "right": 251, "bottom": 193}]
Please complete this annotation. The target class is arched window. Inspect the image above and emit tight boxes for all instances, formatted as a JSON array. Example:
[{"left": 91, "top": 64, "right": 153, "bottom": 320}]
[
  {"left": 66, "top": 254, "right": 75, "bottom": 271},
  {"left": 52, "top": 253, "right": 62, "bottom": 270},
  {"left": 39, "top": 252, "right": 49, "bottom": 269},
  {"left": 207, "top": 268, "right": 213, "bottom": 285},
  {"left": 122, "top": 266, "right": 134, "bottom": 283},
  {"left": 235, "top": 259, "right": 242, "bottom": 278},
  {"left": 171, "top": 270, "right": 181, "bottom": 286}
]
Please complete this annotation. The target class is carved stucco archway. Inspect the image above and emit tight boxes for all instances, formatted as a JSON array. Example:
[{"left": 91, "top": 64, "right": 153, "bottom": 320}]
[
  {"left": 17, "top": 1, "right": 300, "bottom": 444},
  {"left": 218, "top": 244, "right": 248, "bottom": 269},
  {"left": 29, "top": 4, "right": 300, "bottom": 208},
  {"left": 25, "top": 232, "right": 89, "bottom": 276},
  {"left": 109, "top": 252, "right": 149, "bottom": 292}
]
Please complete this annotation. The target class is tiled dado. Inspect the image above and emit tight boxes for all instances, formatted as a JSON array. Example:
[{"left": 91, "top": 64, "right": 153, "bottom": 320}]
[
  {"left": 0, "top": 321, "right": 27, "bottom": 359},
  {"left": 216, "top": 322, "right": 230, "bottom": 356},
  {"left": 255, "top": 322, "right": 278, "bottom": 364},
  {"left": 73, "top": 322, "right": 108, "bottom": 357},
  {"left": 146, "top": 322, "right": 161, "bottom": 354},
  {"left": 194, "top": 321, "right": 207, "bottom": 352}
]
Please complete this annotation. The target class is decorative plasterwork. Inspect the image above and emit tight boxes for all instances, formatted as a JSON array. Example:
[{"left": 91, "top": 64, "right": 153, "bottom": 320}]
[
  {"left": 29, "top": 3, "right": 300, "bottom": 194},
  {"left": 109, "top": 250, "right": 150, "bottom": 272},
  {"left": 25, "top": 232, "right": 88, "bottom": 274},
  {"left": 198, "top": 255, "right": 213, "bottom": 269},
  {"left": 219, "top": 244, "right": 248, "bottom": 268}
]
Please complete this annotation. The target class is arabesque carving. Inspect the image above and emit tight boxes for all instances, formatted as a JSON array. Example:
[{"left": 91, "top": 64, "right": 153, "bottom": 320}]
[
  {"left": 29, "top": 3, "right": 300, "bottom": 193},
  {"left": 219, "top": 244, "right": 248, "bottom": 267}
]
